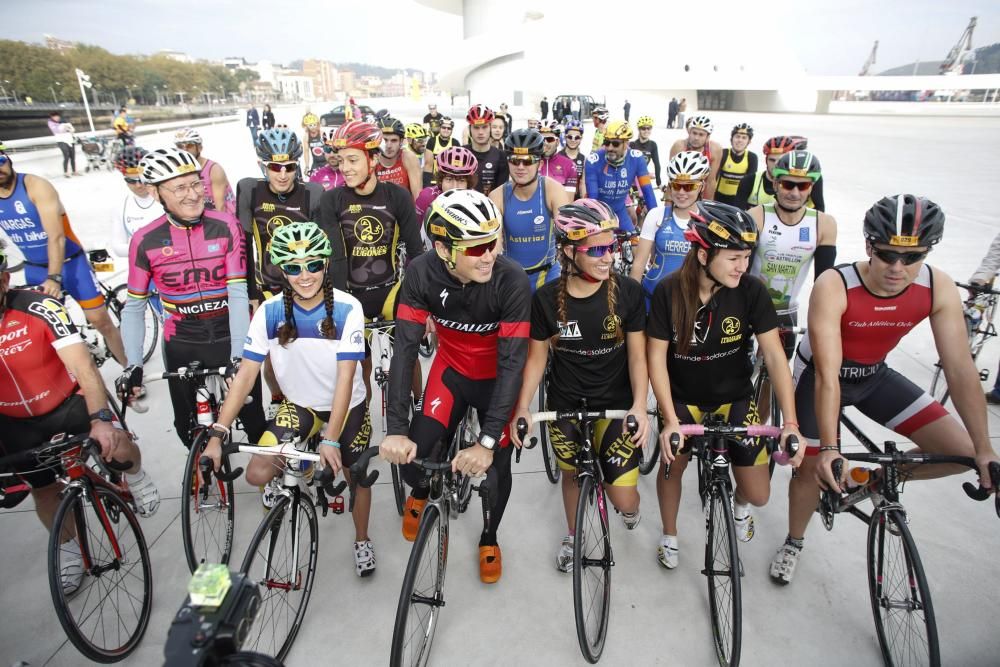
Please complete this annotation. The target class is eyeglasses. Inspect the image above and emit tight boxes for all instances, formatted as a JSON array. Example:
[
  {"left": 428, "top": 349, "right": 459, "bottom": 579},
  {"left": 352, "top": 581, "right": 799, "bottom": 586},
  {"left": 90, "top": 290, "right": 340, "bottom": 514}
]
[
  {"left": 872, "top": 247, "right": 929, "bottom": 266},
  {"left": 280, "top": 259, "right": 327, "bottom": 276},
  {"left": 670, "top": 181, "right": 701, "bottom": 192},
  {"left": 163, "top": 180, "right": 205, "bottom": 197},
  {"left": 321, "top": 145, "right": 337, "bottom": 154},
  {"left": 603, "top": 140, "right": 624, "bottom": 148},
  {"left": 576, "top": 240, "right": 620, "bottom": 258},
  {"left": 266, "top": 162, "right": 298, "bottom": 173},
  {"left": 777, "top": 180, "right": 813, "bottom": 192},
  {"left": 508, "top": 157, "right": 538, "bottom": 167},
  {"left": 566, "top": 134, "right": 582, "bottom": 141},
  {"left": 456, "top": 238, "right": 498, "bottom": 257},
  {"left": 543, "top": 136, "right": 559, "bottom": 143},
  {"left": 124, "top": 177, "right": 142, "bottom": 184}
]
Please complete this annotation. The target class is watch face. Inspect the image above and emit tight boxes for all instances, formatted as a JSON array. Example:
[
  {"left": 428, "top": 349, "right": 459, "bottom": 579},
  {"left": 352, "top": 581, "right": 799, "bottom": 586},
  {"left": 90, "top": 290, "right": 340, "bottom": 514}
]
[{"left": 478, "top": 435, "right": 497, "bottom": 450}]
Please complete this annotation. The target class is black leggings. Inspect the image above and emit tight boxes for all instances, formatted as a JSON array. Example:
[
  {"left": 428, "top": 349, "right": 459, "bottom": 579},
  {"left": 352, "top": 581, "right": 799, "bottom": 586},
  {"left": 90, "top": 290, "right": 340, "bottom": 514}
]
[
  {"left": 57, "top": 142, "right": 76, "bottom": 173},
  {"left": 163, "top": 338, "right": 266, "bottom": 448}
]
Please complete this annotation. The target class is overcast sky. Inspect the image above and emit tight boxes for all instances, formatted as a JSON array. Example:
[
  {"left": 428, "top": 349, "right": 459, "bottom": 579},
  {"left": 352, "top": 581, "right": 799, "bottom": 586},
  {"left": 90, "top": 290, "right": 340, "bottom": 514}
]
[{"left": 3, "top": 0, "right": 999, "bottom": 76}]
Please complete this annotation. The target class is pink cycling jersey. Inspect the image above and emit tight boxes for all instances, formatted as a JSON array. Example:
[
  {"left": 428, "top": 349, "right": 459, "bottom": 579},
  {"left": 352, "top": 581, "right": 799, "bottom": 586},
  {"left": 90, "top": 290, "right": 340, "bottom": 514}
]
[
  {"left": 540, "top": 153, "right": 579, "bottom": 192},
  {"left": 310, "top": 165, "right": 347, "bottom": 191},
  {"left": 199, "top": 159, "right": 236, "bottom": 215}
]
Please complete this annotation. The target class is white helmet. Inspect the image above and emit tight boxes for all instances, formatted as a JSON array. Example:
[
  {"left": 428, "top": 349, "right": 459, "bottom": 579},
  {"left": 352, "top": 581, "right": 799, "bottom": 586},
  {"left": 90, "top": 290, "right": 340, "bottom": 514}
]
[
  {"left": 686, "top": 115, "right": 714, "bottom": 134},
  {"left": 173, "top": 127, "right": 203, "bottom": 146},
  {"left": 667, "top": 150, "right": 711, "bottom": 182},
  {"left": 140, "top": 147, "right": 200, "bottom": 184},
  {"left": 425, "top": 189, "right": 502, "bottom": 244}
]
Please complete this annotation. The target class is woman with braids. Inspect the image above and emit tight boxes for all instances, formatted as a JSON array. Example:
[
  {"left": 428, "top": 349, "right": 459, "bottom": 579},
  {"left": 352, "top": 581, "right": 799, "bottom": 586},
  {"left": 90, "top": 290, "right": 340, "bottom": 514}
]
[
  {"left": 646, "top": 201, "right": 803, "bottom": 570},
  {"left": 204, "top": 222, "right": 378, "bottom": 577},
  {"left": 511, "top": 198, "right": 650, "bottom": 573}
]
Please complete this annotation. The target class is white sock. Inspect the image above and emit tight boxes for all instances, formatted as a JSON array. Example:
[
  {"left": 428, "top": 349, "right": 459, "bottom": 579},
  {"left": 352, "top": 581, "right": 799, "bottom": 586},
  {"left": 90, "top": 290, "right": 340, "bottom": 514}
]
[
  {"left": 660, "top": 534, "right": 678, "bottom": 548},
  {"left": 125, "top": 469, "right": 146, "bottom": 485},
  {"left": 734, "top": 502, "right": 750, "bottom": 520}
]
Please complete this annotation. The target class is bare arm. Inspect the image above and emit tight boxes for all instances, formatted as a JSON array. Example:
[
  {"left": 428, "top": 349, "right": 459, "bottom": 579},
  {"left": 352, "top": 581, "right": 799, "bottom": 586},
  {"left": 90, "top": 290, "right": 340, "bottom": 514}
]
[
  {"left": 702, "top": 141, "right": 723, "bottom": 200},
  {"left": 210, "top": 163, "right": 231, "bottom": 212},
  {"left": 817, "top": 211, "right": 838, "bottom": 246},
  {"left": 510, "top": 338, "right": 550, "bottom": 446},
  {"left": 809, "top": 270, "right": 848, "bottom": 488},
  {"left": 647, "top": 336, "right": 683, "bottom": 461},
  {"left": 402, "top": 150, "right": 423, "bottom": 200},
  {"left": 630, "top": 238, "right": 653, "bottom": 282},
  {"left": 26, "top": 175, "right": 66, "bottom": 294},
  {"left": 625, "top": 330, "right": 650, "bottom": 445},
  {"left": 757, "top": 327, "right": 805, "bottom": 466}
]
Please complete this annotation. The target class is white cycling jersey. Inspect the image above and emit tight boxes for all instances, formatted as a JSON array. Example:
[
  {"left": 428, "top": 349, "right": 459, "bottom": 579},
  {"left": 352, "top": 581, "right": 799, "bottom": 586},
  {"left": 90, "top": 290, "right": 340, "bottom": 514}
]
[{"left": 109, "top": 192, "right": 164, "bottom": 258}]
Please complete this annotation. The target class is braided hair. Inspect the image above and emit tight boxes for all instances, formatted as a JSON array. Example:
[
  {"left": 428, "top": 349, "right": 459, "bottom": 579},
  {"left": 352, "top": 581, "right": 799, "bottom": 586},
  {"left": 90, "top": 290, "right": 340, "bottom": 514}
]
[
  {"left": 555, "top": 244, "right": 624, "bottom": 344},
  {"left": 277, "top": 273, "right": 337, "bottom": 347}
]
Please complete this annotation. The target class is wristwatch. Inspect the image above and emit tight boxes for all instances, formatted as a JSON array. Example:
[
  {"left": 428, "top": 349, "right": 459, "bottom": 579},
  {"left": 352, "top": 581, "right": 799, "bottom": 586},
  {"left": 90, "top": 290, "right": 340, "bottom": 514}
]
[
  {"left": 477, "top": 434, "right": 498, "bottom": 451},
  {"left": 89, "top": 408, "right": 114, "bottom": 423},
  {"left": 47, "top": 273, "right": 63, "bottom": 284}
]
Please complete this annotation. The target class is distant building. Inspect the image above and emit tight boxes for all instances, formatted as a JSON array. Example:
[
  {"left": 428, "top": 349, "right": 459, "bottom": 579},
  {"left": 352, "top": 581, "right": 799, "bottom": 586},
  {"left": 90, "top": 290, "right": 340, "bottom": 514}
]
[
  {"left": 303, "top": 59, "right": 339, "bottom": 102},
  {"left": 223, "top": 57, "right": 250, "bottom": 71},
  {"left": 157, "top": 49, "right": 194, "bottom": 64},
  {"left": 339, "top": 71, "right": 356, "bottom": 95},
  {"left": 278, "top": 75, "right": 315, "bottom": 102},
  {"left": 43, "top": 34, "right": 75, "bottom": 54}
]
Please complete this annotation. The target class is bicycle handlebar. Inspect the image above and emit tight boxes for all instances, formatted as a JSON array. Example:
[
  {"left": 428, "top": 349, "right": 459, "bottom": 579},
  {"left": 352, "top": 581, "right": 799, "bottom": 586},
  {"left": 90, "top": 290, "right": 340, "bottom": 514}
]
[
  {"left": 956, "top": 281, "right": 1000, "bottom": 296},
  {"left": 662, "top": 424, "right": 799, "bottom": 479},
  {"left": 515, "top": 410, "right": 638, "bottom": 463},
  {"left": 0, "top": 433, "right": 132, "bottom": 475}
]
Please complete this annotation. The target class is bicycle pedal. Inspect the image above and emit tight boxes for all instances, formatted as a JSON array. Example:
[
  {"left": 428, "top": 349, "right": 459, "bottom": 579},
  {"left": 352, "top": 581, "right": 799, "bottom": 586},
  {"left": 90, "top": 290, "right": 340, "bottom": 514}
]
[{"left": 329, "top": 495, "right": 345, "bottom": 515}]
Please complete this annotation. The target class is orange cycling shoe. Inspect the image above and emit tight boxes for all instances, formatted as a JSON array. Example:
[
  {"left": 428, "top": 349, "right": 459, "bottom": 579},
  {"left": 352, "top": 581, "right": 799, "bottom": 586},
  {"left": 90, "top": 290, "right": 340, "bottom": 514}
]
[
  {"left": 479, "top": 545, "right": 502, "bottom": 583},
  {"left": 402, "top": 496, "right": 426, "bottom": 542}
]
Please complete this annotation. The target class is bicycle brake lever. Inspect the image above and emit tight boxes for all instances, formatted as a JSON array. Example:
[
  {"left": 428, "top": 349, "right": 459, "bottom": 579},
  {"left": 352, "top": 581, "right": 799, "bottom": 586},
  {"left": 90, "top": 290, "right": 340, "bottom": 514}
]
[
  {"left": 105, "top": 458, "right": 132, "bottom": 472},
  {"left": 962, "top": 462, "right": 1000, "bottom": 519},
  {"left": 626, "top": 414, "right": 638, "bottom": 436},
  {"left": 663, "top": 432, "right": 680, "bottom": 480}
]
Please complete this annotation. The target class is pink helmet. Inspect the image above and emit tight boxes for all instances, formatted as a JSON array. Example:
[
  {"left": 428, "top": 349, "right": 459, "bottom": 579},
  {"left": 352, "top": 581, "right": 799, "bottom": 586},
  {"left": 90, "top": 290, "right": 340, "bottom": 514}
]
[
  {"left": 436, "top": 146, "right": 478, "bottom": 178},
  {"left": 555, "top": 198, "right": 619, "bottom": 243}
]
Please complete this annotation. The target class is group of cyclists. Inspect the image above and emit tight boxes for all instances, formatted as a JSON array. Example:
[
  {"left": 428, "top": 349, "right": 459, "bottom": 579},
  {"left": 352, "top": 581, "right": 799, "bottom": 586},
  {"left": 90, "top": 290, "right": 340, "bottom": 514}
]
[{"left": 0, "top": 95, "right": 998, "bottom": 662}]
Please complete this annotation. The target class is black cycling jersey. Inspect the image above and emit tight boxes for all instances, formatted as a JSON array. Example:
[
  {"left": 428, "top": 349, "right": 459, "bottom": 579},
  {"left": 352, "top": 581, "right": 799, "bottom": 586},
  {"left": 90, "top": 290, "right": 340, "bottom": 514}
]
[
  {"left": 466, "top": 145, "right": 509, "bottom": 197},
  {"left": 647, "top": 274, "right": 777, "bottom": 405},
  {"left": 629, "top": 138, "right": 662, "bottom": 186}
]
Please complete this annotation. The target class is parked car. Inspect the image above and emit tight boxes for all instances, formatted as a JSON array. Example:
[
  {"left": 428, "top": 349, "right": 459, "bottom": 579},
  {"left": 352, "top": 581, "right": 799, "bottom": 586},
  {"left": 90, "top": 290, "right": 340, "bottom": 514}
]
[{"left": 320, "top": 104, "right": 376, "bottom": 127}]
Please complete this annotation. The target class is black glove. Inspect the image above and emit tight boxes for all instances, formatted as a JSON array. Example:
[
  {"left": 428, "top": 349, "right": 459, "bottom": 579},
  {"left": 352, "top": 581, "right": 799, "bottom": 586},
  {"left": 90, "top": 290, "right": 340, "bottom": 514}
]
[
  {"left": 115, "top": 364, "right": 143, "bottom": 399},
  {"left": 225, "top": 357, "right": 241, "bottom": 382}
]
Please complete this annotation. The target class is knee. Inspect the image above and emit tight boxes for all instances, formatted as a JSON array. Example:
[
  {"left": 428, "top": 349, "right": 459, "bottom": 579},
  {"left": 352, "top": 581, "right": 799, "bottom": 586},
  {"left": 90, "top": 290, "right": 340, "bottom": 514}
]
[
  {"left": 740, "top": 484, "right": 770, "bottom": 507},
  {"left": 245, "top": 463, "right": 274, "bottom": 487}
]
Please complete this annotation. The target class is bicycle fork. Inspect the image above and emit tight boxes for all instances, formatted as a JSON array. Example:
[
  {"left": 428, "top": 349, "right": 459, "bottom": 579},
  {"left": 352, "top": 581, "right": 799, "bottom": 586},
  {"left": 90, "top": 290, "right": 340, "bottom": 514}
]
[{"left": 67, "top": 482, "right": 127, "bottom": 575}]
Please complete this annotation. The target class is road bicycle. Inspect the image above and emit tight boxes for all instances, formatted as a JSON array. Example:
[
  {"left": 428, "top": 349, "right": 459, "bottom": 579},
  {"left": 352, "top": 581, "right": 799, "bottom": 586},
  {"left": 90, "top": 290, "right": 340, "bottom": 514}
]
[
  {"left": 366, "top": 317, "right": 407, "bottom": 515},
  {"left": 749, "top": 326, "right": 807, "bottom": 478},
  {"left": 928, "top": 280, "right": 1000, "bottom": 405}
]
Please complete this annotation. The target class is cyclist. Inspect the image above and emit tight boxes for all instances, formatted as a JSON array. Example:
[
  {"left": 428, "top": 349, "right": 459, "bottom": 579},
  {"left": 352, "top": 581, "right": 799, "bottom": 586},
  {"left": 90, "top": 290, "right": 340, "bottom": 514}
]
[
  {"left": 769, "top": 195, "right": 999, "bottom": 585},
  {"left": 375, "top": 117, "right": 422, "bottom": 200},
  {"left": 714, "top": 123, "right": 758, "bottom": 210},
  {"left": 489, "top": 129, "right": 570, "bottom": 291},
  {"left": 630, "top": 115, "right": 663, "bottom": 188},
  {"left": 118, "top": 147, "right": 266, "bottom": 449},
  {"left": 0, "top": 241, "right": 159, "bottom": 594},
  {"left": 630, "top": 151, "right": 709, "bottom": 309},
  {"left": 380, "top": 189, "right": 530, "bottom": 583},
  {"left": 414, "top": 146, "right": 479, "bottom": 236},
  {"left": 498, "top": 103, "right": 514, "bottom": 138},
  {"left": 539, "top": 120, "right": 578, "bottom": 195},
  {"left": 112, "top": 107, "right": 133, "bottom": 148},
  {"left": 173, "top": 128, "right": 236, "bottom": 215},
  {"left": 558, "top": 119, "right": 587, "bottom": 196},
  {"left": 422, "top": 117, "right": 460, "bottom": 187},
  {"left": 511, "top": 199, "right": 649, "bottom": 572},
  {"left": 301, "top": 112, "right": 325, "bottom": 177},
  {"left": 584, "top": 120, "right": 657, "bottom": 233},
  {"left": 969, "top": 234, "right": 1000, "bottom": 403},
  {"left": 309, "top": 129, "right": 347, "bottom": 191},
  {"left": 647, "top": 201, "right": 803, "bottom": 568},
  {"left": 423, "top": 103, "right": 444, "bottom": 136},
  {"left": 669, "top": 115, "right": 723, "bottom": 200},
  {"left": 404, "top": 123, "right": 428, "bottom": 169},
  {"left": 490, "top": 117, "right": 507, "bottom": 150},
  {"left": 590, "top": 106, "right": 609, "bottom": 152},
  {"left": 203, "top": 222, "right": 377, "bottom": 576},
  {"left": 748, "top": 135, "right": 826, "bottom": 211},
  {"left": 0, "top": 142, "right": 127, "bottom": 366},
  {"left": 109, "top": 146, "right": 164, "bottom": 260},
  {"left": 465, "top": 105, "right": 509, "bottom": 196}
]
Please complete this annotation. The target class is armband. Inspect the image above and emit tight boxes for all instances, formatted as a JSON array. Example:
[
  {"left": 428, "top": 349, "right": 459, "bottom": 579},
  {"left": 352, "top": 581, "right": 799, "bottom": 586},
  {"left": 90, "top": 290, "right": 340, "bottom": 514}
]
[
  {"left": 818, "top": 445, "right": 840, "bottom": 453},
  {"left": 320, "top": 438, "right": 341, "bottom": 449}
]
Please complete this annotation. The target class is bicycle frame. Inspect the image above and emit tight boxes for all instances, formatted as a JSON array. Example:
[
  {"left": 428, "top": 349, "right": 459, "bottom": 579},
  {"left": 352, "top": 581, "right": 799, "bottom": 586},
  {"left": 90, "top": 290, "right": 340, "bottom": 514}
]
[{"left": 365, "top": 319, "right": 395, "bottom": 436}]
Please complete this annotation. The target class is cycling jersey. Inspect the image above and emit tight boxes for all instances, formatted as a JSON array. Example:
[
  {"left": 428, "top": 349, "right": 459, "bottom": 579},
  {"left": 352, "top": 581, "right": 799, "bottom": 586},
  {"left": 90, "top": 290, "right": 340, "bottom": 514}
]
[
  {"left": 199, "top": 159, "right": 236, "bottom": 215},
  {"left": 629, "top": 138, "right": 662, "bottom": 185},
  {"left": 0, "top": 289, "right": 81, "bottom": 418},
  {"left": 309, "top": 165, "right": 346, "bottom": 191},
  {"left": 540, "top": 153, "right": 579, "bottom": 193},
  {"left": 638, "top": 205, "right": 691, "bottom": 305},
  {"left": 243, "top": 290, "right": 367, "bottom": 411},
  {"left": 423, "top": 113, "right": 444, "bottom": 136},
  {"left": 467, "top": 145, "right": 509, "bottom": 196},
  {"left": 592, "top": 126, "right": 606, "bottom": 152},
  {"left": 748, "top": 171, "right": 825, "bottom": 212},
  {"left": 305, "top": 134, "right": 325, "bottom": 175},
  {"left": 109, "top": 192, "right": 163, "bottom": 258},
  {"left": 375, "top": 154, "right": 411, "bottom": 193},
  {"left": 750, "top": 204, "right": 818, "bottom": 315},
  {"left": 715, "top": 149, "right": 758, "bottom": 210},
  {"left": 584, "top": 149, "right": 656, "bottom": 233},
  {"left": 501, "top": 178, "right": 559, "bottom": 290},
  {"left": 687, "top": 140, "right": 712, "bottom": 161},
  {"left": 0, "top": 173, "right": 85, "bottom": 265},
  {"left": 558, "top": 149, "right": 586, "bottom": 183}
]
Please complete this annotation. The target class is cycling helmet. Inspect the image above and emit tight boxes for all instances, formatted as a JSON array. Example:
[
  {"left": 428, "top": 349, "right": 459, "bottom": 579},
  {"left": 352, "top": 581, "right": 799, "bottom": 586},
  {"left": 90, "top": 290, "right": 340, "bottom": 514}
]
[
  {"left": 772, "top": 150, "right": 821, "bottom": 182},
  {"left": 256, "top": 128, "right": 303, "bottom": 162},
  {"left": 173, "top": 127, "right": 202, "bottom": 146},
  {"left": 378, "top": 117, "right": 405, "bottom": 138},
  {"left": 539, "top": 119, "right": 562, "bottom": 136},
  {"left": 591, "top": 106, "right": 609, "bottom": 122},
  {"left": 269, "top": 222, "right": 332, "bottom": 266},
  {"left": 436, "top": 146, "right": 478, "bottom": 178},
  {"left": 140, "top": 147, "right": 200, "bottom": 184},
  {"left": 330, "top": 121, "right": 382, "bottom": 152},
  {"left": 863, "top": 195, "right": 945, "bottom": 248},
  {"left": 762, "top": 135, "right": 808, "bottom": 156},
  {"left": 504, "top": 128, "right": 545, "bottom": 158},
  {"left": 564, "top": 119, "right": 584, "bottom": 135},
  {"left": 686, "top": 115, "right": 714, "bottom": 134},
  {"left": 731, "top": 123, "right": 754, "bottom": 139},
  {"left": 604, "top": 120, "right": 634, "bottom": 141},
  {"left": 667, "top": 150, "right": 711, "bottom": 182},
  {"left": 0, "top": 140, "right": 7, "bottom": 152},
  {"left": 439, "top": 117, "right": 455, "bottom": 130},
  {"left": 685, "top": 201, "right": 758, "bottom": 251},
  {"left": 302, "top": 112, "right": 320, "bottom": 128},
  {"left": 404, "top": 123, "right": 428, "bottom": 140},
  {"left": 374, "top": 108, "right": 390, "bottom": 120},
  {"left": 636, "top": 115, "right": 655, "bottom": 129},
  {"left": 425, "top": 189, "right": 501, "bottom": 245},
  {"left": 555, "top": 199, "right": 619, "bottom": 243},
  {"left": 115, "top": 145, "right": 148, "bottom": 178},
  {"left": 322, "top": 128, "right": 338, "bottom": 146},
  {"left": 466, "top": 104, "right": 494, "bottom": 127}
]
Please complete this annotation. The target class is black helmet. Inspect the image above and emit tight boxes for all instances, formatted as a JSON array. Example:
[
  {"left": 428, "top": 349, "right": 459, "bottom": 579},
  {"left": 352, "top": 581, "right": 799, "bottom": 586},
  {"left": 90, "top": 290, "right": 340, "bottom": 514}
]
[
  {"left": 504, "top": 128, "right": 544, "bottom": 159},
  {"left": 378, "top": 116, "right": 405, "bottom": 138},
  {"left": 684, "top": 201, "right": 758, "bottom": 251},
  {"left": 863, "top": 195, "right": 945, "bottom": 248}
]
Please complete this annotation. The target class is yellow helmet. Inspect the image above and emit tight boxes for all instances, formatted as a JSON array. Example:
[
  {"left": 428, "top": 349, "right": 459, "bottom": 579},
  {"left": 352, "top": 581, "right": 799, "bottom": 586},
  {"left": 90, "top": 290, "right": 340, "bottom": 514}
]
[
  {"left": 636, "top": 115, "right": 655, "bottom": 129},
  {"left": 302, "top": 112, "right": 320, "bottom": 128},
  {"left": 604, "top": 120, "right": 634, "bottom": 141},
  {"left": 405, "top": 123, "right": 428, "bottom": 140}
]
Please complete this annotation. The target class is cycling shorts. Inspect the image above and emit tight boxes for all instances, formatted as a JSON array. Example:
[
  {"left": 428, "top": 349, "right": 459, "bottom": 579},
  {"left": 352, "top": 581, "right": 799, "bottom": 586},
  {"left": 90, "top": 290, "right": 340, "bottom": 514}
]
[
  {"left": 548, "top": 417, "right": 639, "bottom": 486},
  {"left": 351, "top": 280, "right": 402, "bottom": 323},
  {"left": 793, "top": 358, "right": 949, "bottom": 455},
  {"left": 0, "top": 393, "right": 89, "bottom": 488},
  {"left": 259, "top": 399, "right": 371, "bottom": 468},
  {"left": 25, "top": 253, "right": 104, "bottom": 310},
  {"left": 673, "top": 397, "right": 766, "bottom": 467}
]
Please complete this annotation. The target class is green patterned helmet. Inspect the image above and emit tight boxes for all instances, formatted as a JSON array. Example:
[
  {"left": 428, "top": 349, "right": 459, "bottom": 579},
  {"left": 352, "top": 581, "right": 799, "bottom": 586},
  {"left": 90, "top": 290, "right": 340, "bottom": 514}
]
[
  {"left": 773, "top": 150, "right": 821, "bottom": 182},
  {"left": 269, "top": 222, "right": 332, "bottom": 265}
]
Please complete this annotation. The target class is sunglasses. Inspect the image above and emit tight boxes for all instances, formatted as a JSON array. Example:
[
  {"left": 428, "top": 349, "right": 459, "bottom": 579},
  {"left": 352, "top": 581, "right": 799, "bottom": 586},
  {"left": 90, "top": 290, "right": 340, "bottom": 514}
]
[
  {"left": 0, "top": 154, "right": 8, "bottom": 165},
  {"left": 670, "top": 181, "right": 700, "bottom": 192},
  {"left": 576, "top": 240, "right": 620, "bottom": 257},
  {"left": 638, "top": 126, "right": 652, "bottom": 131},
  {"left": 872, "top": 247, "right": 929, "bottom": 266},
  {"left": 508, "top": 157, "right": 538, "bottom": 167},
  {"left": 566, "top": 134, "right": 582, "bottom": 141},
  {"left": 124, "top": 177, "right": 142, "bottom": 184},
  {"left": 321, "top": 145, "right": 337, "bottom": 154},
  {"left": 603, "top": 140, "right": 624, "bottom": 148},
  {"left": 777, "top": 180, "right": 812, "bottom": 192},
  {"left": 456, "top": 238, "right": 498, "bottom": 257},
  {"left": 543, "top": 136, "right": 559, "bottom": 143},
  {"left": 266, "top": 162, "right": 298, "bottom": 173},
  {"left": 280, "top": 259, "right": 327, "bottom": 276}
]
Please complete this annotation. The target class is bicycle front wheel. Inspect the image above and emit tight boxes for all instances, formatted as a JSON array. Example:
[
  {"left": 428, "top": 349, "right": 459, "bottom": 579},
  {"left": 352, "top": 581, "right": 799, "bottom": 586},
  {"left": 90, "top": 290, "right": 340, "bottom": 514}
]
[
  {"left": 391, "top": 504, "right": 447, "bottom": 667},
  {"left": 927, "top": 362, "right": 950, "bottom": 406},
  {"left": 538, "top": 382, "right": 560, "bottom": 483},
  {"left": 239, "top": 492, "right": 319, "bottom": 662},
  {"left": 573, "top": 475, "right": 612, "bottom": 664},
  {"left": 867, "top": 508, "right": 939, "bottom": 667},
  {"left": 110, "top": 284, "right": 160, "bottom": 363},
  {"left": 705, "top": 482, "right": 742, "bottom": 667},
  {"left": 48, "top": 486, "right": 153, "bottom": 662},
  {"left": 181, "top": 430, "right": 235, "bottom": 573}
]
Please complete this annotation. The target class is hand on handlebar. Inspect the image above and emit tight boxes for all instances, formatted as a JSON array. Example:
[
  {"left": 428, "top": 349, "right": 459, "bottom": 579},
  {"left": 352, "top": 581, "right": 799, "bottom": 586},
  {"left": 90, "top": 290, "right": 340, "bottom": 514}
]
[
  {"left": 782, "top": 425, "right": 805, "bottom": 468},
  {"left": 203, "top": 436, "right": 224, "bottom": 472},
  {"left": 89, "top": 419, "right": 131, "bottom": 463},
  {"left": 658, "top": 419, "right": 683, "bottom": 466},
  {"left": 975, "top": 452, "right": 1000, "bottom": 491},
  {"left": 815, "top": 449, "right": 847, "bottom": 492},
  {"left": 510, "top": 407, "right": 533, "bottom": 448},
  {"left": 452, "top": 443, "right": 494, "bottom": 477},
  {"left": 318, "top": 441, "right": 344, "bottom": 477},
  {"left": 625, "top": 405, "right": 648, "bottom": 446},
  {"left": 379, "top": 434, "right": 417, "bottom": 465}
]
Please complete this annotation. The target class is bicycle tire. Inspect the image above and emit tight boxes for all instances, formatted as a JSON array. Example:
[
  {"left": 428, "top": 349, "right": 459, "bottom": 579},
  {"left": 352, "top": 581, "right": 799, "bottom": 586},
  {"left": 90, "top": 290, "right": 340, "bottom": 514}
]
[
  {"left": 181, "top": 430, "right": 235, "bottom": 573},
  {"left": 867, "top": 508, "right": 939, "bottom": 667},
  {"left": 573, "top": 475, "right": 612, "bottom": 664},
  {"left": 239, "top": 492, "right": 319, "bottom": 662},
  {"left": 109, "top": 283, "right": 159, "bottom": 363},
  {"left": 48, "top": 485, "right": 152, "bottom": 662},
  {"left": 391, "top": 463, "right": 406, "bottom": 516},
  {"left": 705, "top": 481, "right": 741, "bottom": 667},
  {"left": 455, "top": 409, "right": 476, "bottom": 513},
  {"left": 391, "top": 503, "right": 446, "bottom": 667},
  {"left": 638, "top": 388, "right": 659, "bottom": 475},
  {"left": 538, "top": 381, "right": 560, "bottom": 483},
  {"left": 928, "top": 362, "right": 950, "bottom": 406}
]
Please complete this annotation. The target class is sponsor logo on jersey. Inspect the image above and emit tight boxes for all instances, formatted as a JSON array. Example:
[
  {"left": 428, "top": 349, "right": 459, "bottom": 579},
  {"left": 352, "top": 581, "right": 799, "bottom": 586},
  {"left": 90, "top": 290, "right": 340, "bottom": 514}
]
[
  {"left": 485, "top": 162, "right": 493, "bottom": 169},
  {"left": 0, "top": 338, "right": 31, "bottom": 356},
  {"left": 27, "top": 299, "right": 73, "bottom": 338},
  {"left": 722, "top": 317, "right": 740, "bottom": 335},
  {"left": 261, "top": 202, "right": 276, "bottom": 213},
  {"left": 351, "top": 331, "right": 364, "bottom": 345},
  {"left": 265, "top": 214, "right": 293, "bottom": 236},
  {"left": 533, "top": 215, "right": 545, "bottom": 226},
  {"left": 799, "top": 227, "right": 810, "bottom": 242},
  {"left": 439, "top": 289, "right": 449, "bottom": 307},
  {"left": 559, "top": 320, "right": 582, "bottom": 339},
  {"left": 434, "top": 318, "right": 498, "bottom": 334},
  {"left": 0, "top": 324, "right": 28, "bottom": 345},
  {"left": 354, "top": 216, "right": 384, "bottom": 244},
  {"left": 349, "top": 204, "right": 363, "bottom": 214},
  {"left": 14, "top": 201, "right": 27, "bottom": 215}
]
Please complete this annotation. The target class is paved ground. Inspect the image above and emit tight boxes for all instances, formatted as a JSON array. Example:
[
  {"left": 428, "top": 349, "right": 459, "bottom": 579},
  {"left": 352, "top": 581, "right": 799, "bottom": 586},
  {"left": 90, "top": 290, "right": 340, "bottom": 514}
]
[{"left": 2, "top": 101, "right": 1000, "bottom": 666}]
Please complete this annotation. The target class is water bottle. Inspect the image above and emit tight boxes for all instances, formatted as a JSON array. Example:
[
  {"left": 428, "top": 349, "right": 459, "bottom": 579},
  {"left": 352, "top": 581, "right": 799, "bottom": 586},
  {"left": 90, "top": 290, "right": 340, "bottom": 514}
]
[
  {"left": 195, "top": 386, "right": 213, "bottom": 427},
  {"left": 844, "top": 466, "right": 871, "bottom": 491}
]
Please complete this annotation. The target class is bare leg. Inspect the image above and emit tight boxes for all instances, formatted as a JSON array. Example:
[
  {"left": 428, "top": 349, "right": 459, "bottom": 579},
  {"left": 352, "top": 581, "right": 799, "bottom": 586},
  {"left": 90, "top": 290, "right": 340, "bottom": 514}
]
[
  {"left": 85, "top": 305, "right": 126, "bottom": 366},
  {"left": 656, "top": 454, "right": 689, "bottom": 535}
]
